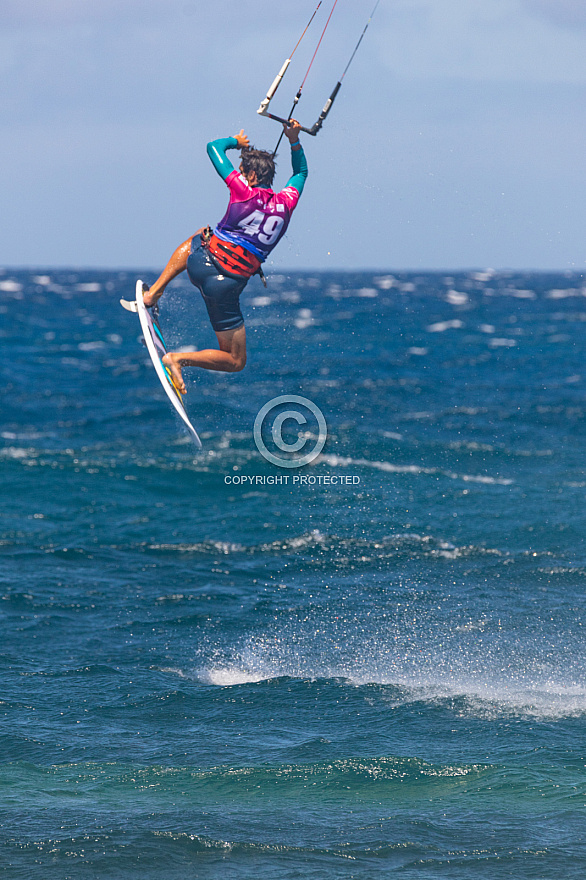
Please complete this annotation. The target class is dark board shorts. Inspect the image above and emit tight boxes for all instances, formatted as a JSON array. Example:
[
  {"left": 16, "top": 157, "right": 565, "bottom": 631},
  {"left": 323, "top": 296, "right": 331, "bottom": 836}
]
[{"left": 186, "top": 238, "right": 247, "bottom": 333}]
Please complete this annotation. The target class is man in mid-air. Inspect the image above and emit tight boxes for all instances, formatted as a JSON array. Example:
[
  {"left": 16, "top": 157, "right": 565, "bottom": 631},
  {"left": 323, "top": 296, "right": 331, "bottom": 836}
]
[{"left": 142, "top": 119, "right": 307, "bottom": 393}]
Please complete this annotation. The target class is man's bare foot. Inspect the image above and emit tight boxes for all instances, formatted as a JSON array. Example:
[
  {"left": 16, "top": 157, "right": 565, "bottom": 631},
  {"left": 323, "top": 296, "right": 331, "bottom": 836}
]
[
  {"left": 162, "top": 353, "right": 187, "bottom": 394},
  {"left": 142, "top": 285, "right": 159, "bottom": 308}
]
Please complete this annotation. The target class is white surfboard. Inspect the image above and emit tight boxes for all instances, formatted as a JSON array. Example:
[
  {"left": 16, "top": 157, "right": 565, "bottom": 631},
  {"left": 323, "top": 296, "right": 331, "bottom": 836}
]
[{"left": 122, "top": 280, "right": 202, "bottom": 447}]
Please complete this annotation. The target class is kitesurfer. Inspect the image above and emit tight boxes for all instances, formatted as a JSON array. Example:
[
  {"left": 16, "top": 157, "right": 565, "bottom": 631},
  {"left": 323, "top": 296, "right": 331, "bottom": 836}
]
[{"left": 142, "top": 119, "right": 307, "bottom": 392}]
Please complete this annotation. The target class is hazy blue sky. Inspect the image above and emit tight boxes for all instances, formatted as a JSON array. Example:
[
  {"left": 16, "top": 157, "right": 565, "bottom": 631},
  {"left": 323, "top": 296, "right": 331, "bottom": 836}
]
[{"left": 1, "top": 0, "right": 585, "bottom": 271}]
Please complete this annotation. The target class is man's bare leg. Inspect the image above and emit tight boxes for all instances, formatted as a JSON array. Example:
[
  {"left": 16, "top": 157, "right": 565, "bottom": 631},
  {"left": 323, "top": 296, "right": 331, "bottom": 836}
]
[
  {"left": 163, "top": 325, "right": 247, "bottom": 393},
  {"left": 142, "top": 230, "right": 204, "bottom": 307}
]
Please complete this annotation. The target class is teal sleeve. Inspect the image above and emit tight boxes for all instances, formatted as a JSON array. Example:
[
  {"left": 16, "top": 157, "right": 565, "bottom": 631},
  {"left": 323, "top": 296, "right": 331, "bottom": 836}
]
[
  {"left": 285, "top": 145, "right": 308, "bottom": 196},
  {"left": 207, "top": 137, "right": 239, "bottom": 181}
]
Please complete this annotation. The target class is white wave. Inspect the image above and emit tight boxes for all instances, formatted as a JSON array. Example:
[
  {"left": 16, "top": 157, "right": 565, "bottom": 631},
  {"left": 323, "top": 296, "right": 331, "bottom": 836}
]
[
  {"left": 187, "top": 646, "right": 586, "bottom": 720},
  {"left": 471, "top": 270, "right": 495, "bottom": 282},
  {"left": 78, "top": 341, "right": 105, "bottom": 351},
  {"left": 0, "top": 446, "right": 35, "bottom": 459},
  {"left": 0, "top": 279, "right": 22, "bottom": 292},
  {"left": 489, "top": 338, "right": 516, "bottom": 347},
  {"left": 355, "top": 674, "right": 586, "bottom": 721},
  {"left": 1, "top": 431, "right": 45, "bottom": 440},
  {"left": 426, "top": 319, "right": 464, "bottom": 332},
  {"left": 196, "top": 666, "right": 274, "bottom": 686},
  {"left": 547, "top": 288, "right": 581, "bottom": 299},
  {"left": 75, "top": 282, "right": 101, "bottom": 293},
  {"left": 192, "top": 647, "right": 586, "bottom": 720},
  {"left": 374, "top": 275, "right": 396, "bottom": 289},
  {"left": 294, "top": 307, "right": 315, "bottom": 329},
  {"left": 165, "top": 665, "right": 271, "bottom": 688},
  {"left": 446, "top": 290, "right": 468, "bottom": 305},
  {"left": 320, "top": 453, "right": 513, "bottom": 485},
  {"left": 149, "top": 539, "right": 245, "bottom": 554},
  {"left": 401, "top": 410, "right": 433, "bottom": 420}
]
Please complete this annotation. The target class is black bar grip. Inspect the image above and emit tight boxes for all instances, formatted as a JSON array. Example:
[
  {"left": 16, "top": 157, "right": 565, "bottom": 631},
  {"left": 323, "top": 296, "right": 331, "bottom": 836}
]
[
  {"left": 310, "top": 81, "right": 342, "bottom": 135},
  {"left": 267, "top": 112, "right": 318, "bottom": 136}
]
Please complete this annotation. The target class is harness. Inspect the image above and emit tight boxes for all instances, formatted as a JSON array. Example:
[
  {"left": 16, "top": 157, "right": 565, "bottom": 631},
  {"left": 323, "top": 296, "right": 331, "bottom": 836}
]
[{"left": 201, "top": 227, "right": 267, "bottom": 287}]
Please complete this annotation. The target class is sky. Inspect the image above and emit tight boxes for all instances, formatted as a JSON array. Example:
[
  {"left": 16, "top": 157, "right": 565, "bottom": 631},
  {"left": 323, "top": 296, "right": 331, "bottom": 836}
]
[{"left": 1, "top": 0, "right": 586, "bottom": 271}]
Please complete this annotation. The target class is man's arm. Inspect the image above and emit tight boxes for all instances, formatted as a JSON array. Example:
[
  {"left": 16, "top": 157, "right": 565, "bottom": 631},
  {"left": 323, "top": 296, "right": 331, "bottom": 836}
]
[
  {"left": 283, "top": 119, "right": 308, "bottom": 195},
  {"left": 207, "top": 130, "right": 250, "bottom": 181}
]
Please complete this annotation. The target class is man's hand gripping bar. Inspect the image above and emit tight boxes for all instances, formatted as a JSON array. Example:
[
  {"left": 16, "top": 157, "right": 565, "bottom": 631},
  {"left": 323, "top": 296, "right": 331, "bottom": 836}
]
[{"left": 257, "top": 80, "right": 342, "bottom": 137}]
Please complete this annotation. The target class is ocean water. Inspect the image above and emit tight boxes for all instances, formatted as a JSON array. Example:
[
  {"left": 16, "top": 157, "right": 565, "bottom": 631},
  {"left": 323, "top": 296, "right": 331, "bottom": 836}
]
[{"left": 1, "top": 267, "right": 585, "bottom": 879}]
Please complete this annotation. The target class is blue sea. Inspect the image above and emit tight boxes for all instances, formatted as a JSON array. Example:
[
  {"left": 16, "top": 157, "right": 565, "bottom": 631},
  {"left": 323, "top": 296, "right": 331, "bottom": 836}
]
[{"left": 1, "top": 267, "right": 585, "bottom": 879}]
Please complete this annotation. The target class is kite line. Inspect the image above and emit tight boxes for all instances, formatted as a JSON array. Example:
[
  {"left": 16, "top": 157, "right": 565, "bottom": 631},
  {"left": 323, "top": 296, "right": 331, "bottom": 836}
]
[{"left": 257, "top": 0, "right": 381, "bottom": 153}]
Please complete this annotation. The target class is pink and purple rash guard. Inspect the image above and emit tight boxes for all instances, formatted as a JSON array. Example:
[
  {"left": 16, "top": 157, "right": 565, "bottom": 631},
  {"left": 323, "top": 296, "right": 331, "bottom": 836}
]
[{"left": 207, "top": 137, "right": 308, "bottom": 263}]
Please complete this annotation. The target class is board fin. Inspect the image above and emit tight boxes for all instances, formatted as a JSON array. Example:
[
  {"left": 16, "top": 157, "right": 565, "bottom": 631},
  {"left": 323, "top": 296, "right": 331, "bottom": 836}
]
[{"left": 120, "top": 298, "right": 138, "bottom": 312}]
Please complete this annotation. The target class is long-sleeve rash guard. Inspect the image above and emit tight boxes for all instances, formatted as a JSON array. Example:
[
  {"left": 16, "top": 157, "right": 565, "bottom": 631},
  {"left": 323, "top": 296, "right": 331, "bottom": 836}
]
[{"left": 206, "top": 137, "right": 308, "bottom": 262}]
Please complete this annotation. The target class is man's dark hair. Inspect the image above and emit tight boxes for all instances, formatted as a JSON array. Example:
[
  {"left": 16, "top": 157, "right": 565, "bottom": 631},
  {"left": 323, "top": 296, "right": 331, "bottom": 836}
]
[{"left": 240, "top": 148, "right": 276, "bottom": 188}]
